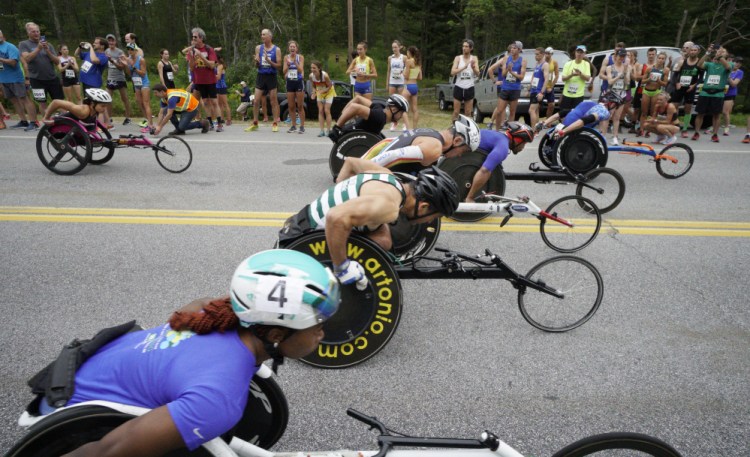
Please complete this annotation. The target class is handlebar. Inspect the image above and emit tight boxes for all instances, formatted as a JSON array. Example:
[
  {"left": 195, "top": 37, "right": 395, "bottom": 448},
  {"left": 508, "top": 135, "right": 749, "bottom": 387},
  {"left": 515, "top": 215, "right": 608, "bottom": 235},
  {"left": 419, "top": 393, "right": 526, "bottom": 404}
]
[{"left": 347, "top": 408, "right": 388, "bottom": 434}]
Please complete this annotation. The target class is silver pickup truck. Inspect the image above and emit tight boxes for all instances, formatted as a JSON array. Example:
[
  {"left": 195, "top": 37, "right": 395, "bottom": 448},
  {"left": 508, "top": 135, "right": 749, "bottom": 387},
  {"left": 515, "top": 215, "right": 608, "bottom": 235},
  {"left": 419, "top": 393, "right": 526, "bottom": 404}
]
[{"left": 471, "top": 49, "right": 570, "bottom": 124}]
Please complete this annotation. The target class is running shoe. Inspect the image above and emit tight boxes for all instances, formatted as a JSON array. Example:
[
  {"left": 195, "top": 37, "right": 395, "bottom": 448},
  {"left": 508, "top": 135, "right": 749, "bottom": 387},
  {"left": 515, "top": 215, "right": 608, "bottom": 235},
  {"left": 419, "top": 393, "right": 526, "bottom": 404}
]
[
  {"left": 200, "top": 120, "right": 210, "bottom": 133},
  {"left": 743, "top": 134, "right": 750, "bottom": 144},
  {"left": 140, "top": 126, "right": 151, "bottom": 133},
  {"left": 661, "top": 135, "right": 677, "bottom": 145},
  {"left": 703, "top": 128, "right": 712, "bottom": 135},
  {"left": 644, "top": 131, "right": 651, "bottom": 138},
  {"left": 691, "top": 132, "right": 700, "bottom": 141},
  {"left": 209, "top": 122, "right": 215, "bottom": 131},
  {"left": 24, "top": 122, "right": 38, "bottom": 132},
  {"left": 723, "top": 128, "right": 729, "bottom": 136},
  {"left": 402, "top": 125, "right": 407, "bottom": 131},
  {"left": 226, "top": 119, "right": 232, "bottom": 126},
  {"left": 680, "top": 130, "right": 688, "bottom": 138},
  {"left": 711, "top": 134, "right": 719, "bottom": 143},
  {"left": 123, "top": 118, "right": 132, "bottom": 125},
  {"left": 272, "top": 122, "right": 279, "bottom": 132},
  {"left": 3, "top": 114, "right": 11, "bottom": 121},
  {"left": 610, "top": 136, "right": 619, "bottom": 146},
  {"left": 318, "top": 130, "right": 326, "bottom": 137},
  {"left": 287, "top": 125, "right": 297, "bottom": 133},
  {"left": 216, "top": 124, "right": 224, "bottom": 133},
  {"left": 299, "top": 126, "right": 305, "bottom": 134},
  {"left": 138, "top": 119, "right": 149, "bottom": 128},
  {"left": 653, "top": 134, "right": 665, "bottom": 144},
  {"left": 244, "top": 123, "right": 259, "bottom": 132},
  {"left": 10, "top": 120, "right": 29, "bottom": 129},
  {"left": 390, "top": 122, "right": 396, "bottom": 131}
]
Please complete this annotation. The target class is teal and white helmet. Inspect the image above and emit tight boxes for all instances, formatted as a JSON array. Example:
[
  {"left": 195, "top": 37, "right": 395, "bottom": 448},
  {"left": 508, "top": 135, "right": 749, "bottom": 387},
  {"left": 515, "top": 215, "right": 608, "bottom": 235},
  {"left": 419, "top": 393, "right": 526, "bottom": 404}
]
[{"left": 230, "top": 249, "right": 340, "bottom": 330}]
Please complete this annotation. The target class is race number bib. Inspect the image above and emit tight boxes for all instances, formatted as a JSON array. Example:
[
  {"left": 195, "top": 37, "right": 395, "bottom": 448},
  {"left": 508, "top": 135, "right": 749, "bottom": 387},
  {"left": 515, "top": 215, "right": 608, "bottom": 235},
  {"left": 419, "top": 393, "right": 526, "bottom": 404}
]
[
  {"left": 166, "top": 71, "right": 174, "bottom": 81},
  {"left": 132, "top": 76, "right": 143, "bottom": 87},
  {"left": 649, "top": 72, "right": 660, "bottom": 82},
  {"left": 253, "top": 276, "right": 303, "bottom": 316},
  {"left": 32, "top": 88, "right": 46, "bottom": 101},
  {"left": 531, "top": 77, "right": 540, "bottom": 88},
  {"left": 357, "top": 64, "right": 367, "bottom": 75},
  {"left": 567, "top": 84, "right": 579, "bottom": 93},
  {"left": 392, "top": 69, "right": 403, "bottom": 80},
  {"left": 506, "top": 73, "right": 517, "bottom": 83},
  {"left": 613, "top": 80, "right": 625, "bottom": 90},
  {"left": 287, "top": 69, "right": 298, "bottom": 80},
  {"left": 65, "top": 69, "right": 75, "bottom": 79},
  {"left": 81, "top": 60, "right": 93, "bottom": 73},
  {"left": 261, "top": 55, "right": 271, "bottom": 68},
  {"left": 706, "top": 74, "right": 720, "bottom": 85}
]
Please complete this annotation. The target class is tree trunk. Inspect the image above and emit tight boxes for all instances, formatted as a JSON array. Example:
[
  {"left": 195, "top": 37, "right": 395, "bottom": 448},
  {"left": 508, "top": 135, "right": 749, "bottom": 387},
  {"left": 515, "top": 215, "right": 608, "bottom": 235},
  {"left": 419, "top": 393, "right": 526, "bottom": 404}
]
[
  {"left": 599, "top": 0, "right": 609, "bottom": 50},
  {"left": 108, "top": 0, "right": 121, "bottom": 42},
  {"left": 688, "top": 17, "right": 698, "bottom": 41},
  {"left": 47, "top": 0, "right": 64, "bottom": 41},
  {"left": 674, "top": 10, "right": 687, "bottom": 47},
  {"left": 715, "top": 0, "right": 736, "bottom": 44}
]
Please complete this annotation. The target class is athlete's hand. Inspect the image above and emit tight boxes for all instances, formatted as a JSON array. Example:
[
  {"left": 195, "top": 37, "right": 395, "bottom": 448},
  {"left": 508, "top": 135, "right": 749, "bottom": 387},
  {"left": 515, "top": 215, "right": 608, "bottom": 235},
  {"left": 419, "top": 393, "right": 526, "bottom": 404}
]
[{"left": 334, "top": 259, "right": 368, "bottom": 291}]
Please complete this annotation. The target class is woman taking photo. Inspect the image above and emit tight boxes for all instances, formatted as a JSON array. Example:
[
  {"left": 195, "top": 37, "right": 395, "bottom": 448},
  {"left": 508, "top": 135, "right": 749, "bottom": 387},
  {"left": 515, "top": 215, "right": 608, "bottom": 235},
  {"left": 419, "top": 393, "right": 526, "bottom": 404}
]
[
  {"left": 401, "top": 46, "right": 422, "bottom": 129},
  {"left": 283, "top": 40, "right": 306, "bottom": 133},
  {"left": 58, "top": 44, "right": 82, "bottom": 104},
  {"left": 310, "top": 60, "right": 336, "bottom": 137}
]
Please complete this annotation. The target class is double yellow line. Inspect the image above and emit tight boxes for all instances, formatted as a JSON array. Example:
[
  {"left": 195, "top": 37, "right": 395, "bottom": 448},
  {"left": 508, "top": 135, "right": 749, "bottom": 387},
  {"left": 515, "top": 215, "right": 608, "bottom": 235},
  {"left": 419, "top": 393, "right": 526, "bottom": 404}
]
[{"left": 1, "top": 206, "right": 749, "bottom": 237}]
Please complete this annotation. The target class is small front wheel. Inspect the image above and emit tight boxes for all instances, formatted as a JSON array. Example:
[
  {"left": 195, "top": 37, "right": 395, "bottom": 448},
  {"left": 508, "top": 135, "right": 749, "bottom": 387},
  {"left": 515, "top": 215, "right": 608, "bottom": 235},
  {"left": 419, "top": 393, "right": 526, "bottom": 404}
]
[
  {"left": 154, "top": 136, "right": 193, "bottom": 173},
  {"left": 655, "top": 143, "right": 694, "bottom": 179},
  {"left": 551, "top": 432, "right": 682, "bottom": 457},
  {"left": 518, "top": 256, "right": 603, "bottom": 332},
  {"left": 539, "top": 195, "right": 602, "bottom": 253},
  {"left": 575, "top": 167, "right": 626, "bottom": 214}
]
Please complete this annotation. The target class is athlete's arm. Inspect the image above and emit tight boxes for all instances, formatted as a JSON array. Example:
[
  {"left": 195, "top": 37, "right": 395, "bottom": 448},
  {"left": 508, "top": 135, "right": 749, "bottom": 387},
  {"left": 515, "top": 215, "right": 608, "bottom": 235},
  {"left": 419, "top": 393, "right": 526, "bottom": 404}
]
[
  {"left": 336, "top": 157, "right": 392, "bottom": 182},
  {"left": 367, "top": 57, "right": 377, "bottom": 79},
  {"left": 449, "top": 56, "right": 462, "bottom": 76},
  {"left": 63, "top": 406, "right": 184, "bottom": 457},
  {"left": 43, "top": 100, "right": 76, "bottom": 121}
]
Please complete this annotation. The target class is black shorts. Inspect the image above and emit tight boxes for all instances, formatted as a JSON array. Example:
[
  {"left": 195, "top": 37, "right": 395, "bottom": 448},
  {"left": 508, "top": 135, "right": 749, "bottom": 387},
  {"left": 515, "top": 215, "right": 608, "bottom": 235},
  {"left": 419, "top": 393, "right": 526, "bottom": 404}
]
[
  {"left": 543, "top": 90, "right": 556, "bottom": 104},
  {"left": 355, "top": 106, "right": 387, "bottom": 134},
  {"left": 278, "top": 207, "right": 315, "bottom": 248},
  {"left": 216, "top": 87, "right": 228, "bottom": 95},
  {"left": 499, "top": 89, "right": 521, "bottom": 101},
  {"left": 62, "top": 77, "right": 79, "bottom": 88},
  {"left": 453, "top": 86, "right": 475, "bottom": 102},
  {"left": 723, "top": 95, "right": 735, "bottom": 101},
  {"left": 193, "top": 83, "right": 217, "bottom": 99},
  {"left": 559, "top": 95, "right": 584, "bottom": 117},
  {"left": 695, "top": 96, "right": 723, "bottom": 115},
  {"left": 106, "top": 80, "right": 127, "bottom": 90},
  {"left": 29, "top": 78, "right": 64, "bottom": 102},
  {"left": 530, "top": 92, "right": 541, "bottom": 105},
  {"left": 256, "top": 73, "right": 278, "bottom": 92},
  {"left": 632, "top": 92, "right": 643, "bottom": 110},
  {"left": 286, "top": 79, "right": 304, "bottom": 92}
]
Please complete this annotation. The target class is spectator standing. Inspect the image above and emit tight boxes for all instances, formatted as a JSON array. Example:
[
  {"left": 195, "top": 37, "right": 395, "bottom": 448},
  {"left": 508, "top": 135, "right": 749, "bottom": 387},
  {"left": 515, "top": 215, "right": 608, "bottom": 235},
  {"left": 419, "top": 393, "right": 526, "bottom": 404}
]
[
  {"left": 387, "top": 40, "right": 406, "bottom": 130},
  {"left": 401, "top": 45, "right": 422, "bottom": 129},
  {"left": 721, "top": 56, "right": 742, "bottom": 136},
  {"left": 450, "top": 39, "right": 480, "bottom": 122},
  {"left": 543, "top": 47, "right": 560, "bottom": 119},
  {"left": 496, "top": 41, "right": 526, "bottom": 128},
  {"left": 215, "top": 53, "right": 231, "bottom": 131},
  {"left": 76, "top": 37, "right": 111, "bottom": 126},
  {"left": 0, "top": 30, "right": 37, "bottom": 130},
  {"left": 246, "top": 28, "right": 282, "bottom": 132},
  {"left": 187, "top": 27, "right": 222, "bottom": 131},
  {"left": 528, "top": 47, "right": 550, "bottom": 130},
  {"left": 105, "top": 34, "right": 132, "bottom": 126},
  {"left": 600, "top": 49, "right": 631, "bottom": 145},
  {"left": 559, "top": 45, "right": 591, "bottom": 117},
  {"left": 125, "top": 42, "right": 154, "bottom": 133},
  {"left": 598, "top": 42, "right": 627, "bottom": 95},
  {"left": 283, "top": 40, "right": 305, "bottom": 134},
  {"left": 57, "top": 44, "right": 81, "bottom": 104},
  {"left": 346, "top": 41, "right": 378, "bottom": 100},
  {"left": 671, "top": 44, "right": 701, "bottom": 138},
  {"left": 640, "top": 50, "right": 670, "bottom": 137},
  {"left": 19, "top": 22, "right": 65, "bottom": 129},
  {"left": 693, "top": 45, "right": 733, "bottom": 143},
  {"left": 309, "top": 60, "right": 336, "bottom": 137},
  {"left": 235, "top": 81, "right": 251, "bottom": 121},
  {"left": 157, "top": 49, "right": 178, "bottom": 89},
  {"left": 124, "top": 33, "right": 143, "bottom": 57}
]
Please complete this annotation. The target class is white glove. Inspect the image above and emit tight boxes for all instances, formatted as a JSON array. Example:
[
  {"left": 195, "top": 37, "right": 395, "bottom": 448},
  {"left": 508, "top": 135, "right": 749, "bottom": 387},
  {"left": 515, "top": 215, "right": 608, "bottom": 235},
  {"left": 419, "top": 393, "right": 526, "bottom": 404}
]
[{"left": 334, "top": 259, "right": 368, "bottom": 291}]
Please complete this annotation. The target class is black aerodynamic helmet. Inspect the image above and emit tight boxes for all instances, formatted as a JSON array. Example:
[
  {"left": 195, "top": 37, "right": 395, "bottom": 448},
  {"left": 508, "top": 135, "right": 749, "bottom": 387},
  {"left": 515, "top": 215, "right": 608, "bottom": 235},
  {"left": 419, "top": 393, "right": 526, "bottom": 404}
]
[{"left": 413, "top": 166, "right": 460, "bottom": 216}]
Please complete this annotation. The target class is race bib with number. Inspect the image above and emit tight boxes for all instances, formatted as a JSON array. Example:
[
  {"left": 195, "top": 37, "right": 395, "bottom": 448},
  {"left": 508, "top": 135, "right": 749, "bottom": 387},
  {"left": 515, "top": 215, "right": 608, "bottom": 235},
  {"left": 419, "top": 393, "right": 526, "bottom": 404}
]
[
  {"left": 357, "top": 64, "right": 367, "bottom": 74},
  {"left": 506, "top": 73, "right": 517, "bottom": 83},
  {"left": 287, "top": 69, "right": 298, "bottom": 80},
  {"left": 167, "top": 71, "right": 174, "bottom": 81},
  {"left": 81, "top": 61, "right": 93, "bottom": 73},
  {"left": 132, "top": 76, "right": 143, "bottom": 87},
  {"left": 531, "top": 77, "right": 540, "bottom": 88},
  {"left": 649, "top": 72, "right": 660, "bottom": 82},
  {"left": 613, "top": 80, "right": 625, "bottom": 90},
  {"left": 261, "top": 55, "right": 271, "bottom": 67},
  {"left": 706, "top": 74, "right": 720, "bottom": 85},
  {"left": 679, "top": 76, "right": 692, "bottom": 86},
  {"left": 567, "top": 84, "right": 579, "bottom": 93},
  {"left": 32, "top": 88, "right": 46, "bottom": 101},
  {"left": 253, "top": 276, "right": 303, "bottom": 315},
  {"left": 65, "top": 69, "right": 75, "bottom": 79}
]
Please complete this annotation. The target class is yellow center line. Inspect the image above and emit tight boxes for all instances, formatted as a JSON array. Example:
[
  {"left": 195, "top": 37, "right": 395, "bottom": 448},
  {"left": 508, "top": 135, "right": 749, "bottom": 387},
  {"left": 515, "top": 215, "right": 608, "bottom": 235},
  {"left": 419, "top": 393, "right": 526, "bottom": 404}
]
[{"left": 0, "top": 206, "right": 749, "bottom": 237}]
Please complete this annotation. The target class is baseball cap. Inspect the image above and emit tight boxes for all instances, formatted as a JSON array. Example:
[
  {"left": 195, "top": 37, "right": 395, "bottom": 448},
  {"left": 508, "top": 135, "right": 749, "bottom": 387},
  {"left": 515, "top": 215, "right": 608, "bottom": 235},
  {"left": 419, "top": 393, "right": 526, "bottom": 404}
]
[
  {"left": 616, "top": 49, "right": 627, "bottom": 57},
  {"left": 106, "top": 34, "right": 116, "bottom": 41},
  {"left": 240, "top": 81, "right": 247, "bottom": 85},
  {"left": 514, "top": 41, "right": 523, "bottom": 50},
  {"left": 126, "top": 42, "right": 137, "bottom": 50},
  {"left": 576, "top": 45, "right": 587, "bottom": 52},
  {"left": 545, "top": 47, "right": 554, "bottom": 54}
]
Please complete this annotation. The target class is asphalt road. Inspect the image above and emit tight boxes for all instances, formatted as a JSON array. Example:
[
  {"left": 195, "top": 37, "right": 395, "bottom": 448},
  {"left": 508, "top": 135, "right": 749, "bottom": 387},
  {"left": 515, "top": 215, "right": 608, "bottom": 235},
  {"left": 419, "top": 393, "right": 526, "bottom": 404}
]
[{"left": 0, "top": 122, "right": 748, "bottom": 455}]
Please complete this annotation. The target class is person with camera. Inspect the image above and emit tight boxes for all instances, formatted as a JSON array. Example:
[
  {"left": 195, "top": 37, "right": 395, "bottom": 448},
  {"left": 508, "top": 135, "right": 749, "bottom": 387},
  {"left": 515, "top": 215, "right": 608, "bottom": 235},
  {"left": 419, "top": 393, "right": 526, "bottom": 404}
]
[
  {"left": 0, "top": 30, "right": 38, "bottom": 130},
  {"left": 104, "top": 34, "right": 133, "bottom": 127},
  {"left": 559, "top": 44, "right": 591, "bottom": 117},
  {"left": 19, "top": 22, "right": 64, "bottom": 130},
  {"left": 57, "top": 44, "right": 81, "bottom": 104},
  {"left": 75, "top": 37, "right": 112, "bottom": 127},
  {"left": 693, "top": 43, "right": 734, "bottom": 143}
]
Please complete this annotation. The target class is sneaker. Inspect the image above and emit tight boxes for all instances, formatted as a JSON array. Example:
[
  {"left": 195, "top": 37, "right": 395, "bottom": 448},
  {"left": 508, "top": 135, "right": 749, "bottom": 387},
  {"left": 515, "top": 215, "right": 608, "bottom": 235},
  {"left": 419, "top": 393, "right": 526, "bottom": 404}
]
[
  {"left": 653, "top": 134, "right": 665, "bottom": 144},
  {"left": 681, "top": 130, "right": 689, "bottom": 138},
  {"left": 168, "top": 129, "right": 185, "bottom": 135},
  {"left": 644, "top": 131, "right": 651, "bottom": 138},
  {"left": 200, "top": 119, "right": 210, "bottom": 133},
  {"left": 216, "top": 124, "right": 224, "bottom": 133},
  {"left": 10, "top": 120, "right": 29, "bottom": 129},
  {"left": 244, "top": 122, "right": 258, "bottom": 132},
  {"left": 2, "top": 114, "right": 11, "bottom": 121},
  {"left": 287, "top": 125, "right": 297, "bottom": 133},
  {"left": 487, "top": 122, "right": 494, "bottom": 129},
  {"left": 661, "top": 135, "right": 677, "bottom": 146},
  {"left": 138, "top": 119, "right": 149, "bottom": 128},
  {"left": 209, "top": 122, "right": 215, "bottom": 131},
  {"left": 703, "top": 128, "right": 712, "bottom": 135},
  {"left": 711, "top": 134, "right": 719, "bottom": 143},
  {"left": 299, "top": 126, "right": 305, "bottom": 134},
  {"left": 691, "top": 132, "right": 700, "bottom": 141},
  {"left": 272, "top": 122, "right": 279, "bottom": 132},
  {"left": 140, "top": 126, "right": 151, "bottom": 133},
  {"left": 318, "top": 130, "right": 326, "bottom": 137},
  {"left": 723, "top": 128, "right": 729, "bottom": 136},
  {"left": 743, "top": 134, "right": 750, "bottom": 144},
  {"left": 123, "top": 118, "right": 132, "bottom": 126},
  {"left": 226, "top": 119, "right": 232, "bottom": 126},
  {"left": 402, "top": 125, "right": 407, "bottom": 131},
  {"left": 390, "top": 122, "right": 396, "bottom": 131},
  {"left": 610, "top": 136, "right": 619, "bottom": 146},
  {"left": 24, "top": 122, "right": 39, "bottom": 131}
]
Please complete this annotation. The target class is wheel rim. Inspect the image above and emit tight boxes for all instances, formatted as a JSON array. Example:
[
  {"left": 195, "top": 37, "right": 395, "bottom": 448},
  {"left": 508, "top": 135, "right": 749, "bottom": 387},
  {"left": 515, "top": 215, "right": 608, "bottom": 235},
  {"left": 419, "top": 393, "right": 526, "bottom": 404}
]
[
  {"left": 540, "top": 196, "right": 601, "bottom": 253},
  {"left": 576, "top": 168, "right": 625, "bottom": 214},
  {"left": 655, "top": 144, "right": 693, "bottom": 179},
  {"left": 37, "top": 121, "right": 91, "bottom": 175},
  {"left": 155, "top": 136, "right": 192, "bottom": 173}
]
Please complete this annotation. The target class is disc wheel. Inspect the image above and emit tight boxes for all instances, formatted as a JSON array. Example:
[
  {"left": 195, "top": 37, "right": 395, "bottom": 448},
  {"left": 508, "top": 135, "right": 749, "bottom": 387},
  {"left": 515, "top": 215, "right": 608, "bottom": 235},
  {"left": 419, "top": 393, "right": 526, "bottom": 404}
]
[
  {"left": 388, "top": 214, "right": 441, "bottom": 264},
  {"left": 36, "top": 118, "right": 92, "bottom": 175},
  {"left": 440, "top": 149, "right": 506, "bottom": 222},
  {"left": 231, "top": 374, "right": 289, "bottom": 449},
  {"left": 557, "top": 129, "right": 607, "bottom": 173},
  {"left": 328, "top": 131, "right": 383, "bottom": 180},
  {"left": 537, "top": 132, "right": 558, "bottom": 168},
  {"left": 154, "top": 136, "right": 193, "bottom": 173},
  {"left": 285, "top": 232, "right": 402, "bottom": 368},
  {"left": 518, "top": 255, "right": 603, "bottom": 332},
  {"left": 575, "top": 167, "right": 626, "bottom": 214},
  {"left": 655, "top": 143, "right": 694, "bottom": 179},
  {"left": 551, "top": 432, "right": 683, "bottom": 457},
  {"left": 89, "top": 123, "right": 115, "bottom": 165},
  {"left": 540, "top": 195, "right": 602, "bottom": 253}
]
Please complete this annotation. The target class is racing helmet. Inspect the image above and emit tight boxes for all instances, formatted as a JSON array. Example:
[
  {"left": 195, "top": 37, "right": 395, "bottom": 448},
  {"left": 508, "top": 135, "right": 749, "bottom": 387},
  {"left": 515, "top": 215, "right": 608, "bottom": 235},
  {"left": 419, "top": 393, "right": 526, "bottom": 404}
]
[
  {"left": 601, "top": 91, "right": 624, "bottom": 110},
  {"left": 413, "top": 166, "right": 460, "bottom": 216},
  {"left": 387, "top": 94, "right": 410, "bottom": 113},
  {"left": 505, "top": 121, "right": 535, "bottom": 150},
  {"left": 230, "top": 249, "right": 340, "bottom": 330},
  {"left": 453, "top": 114, "right": 481, "bottom": 152},
  {"left": 84, "top": 88, "right": 113, "bottom": 103}
]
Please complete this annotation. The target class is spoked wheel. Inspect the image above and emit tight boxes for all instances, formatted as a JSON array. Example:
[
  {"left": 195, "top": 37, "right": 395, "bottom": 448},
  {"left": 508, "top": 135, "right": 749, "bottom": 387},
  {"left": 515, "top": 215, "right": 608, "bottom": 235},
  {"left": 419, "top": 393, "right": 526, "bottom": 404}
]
[
  {"left": 655, "top": 143, "right": 694, "bottom": 179},
  {"left": 389, "top": 214, "right": 441, "bottom": 264},
  {"left": 154, "top": 136, "right": 193, "bottom": 173},
  {"left": 575, "top": 167, "right": 626, "bottom": 214},
  {"left": 328, "top": 131, "right": 383, "bottom": 180},
  {"left": 557, "top": 129, "right": 607, "bottom": 173},
  {"left": 285, "top": 232, "right": 402, "bottom": 368},
  {"left": 539, "top": 195, "right": 601, "bottom": 253},
  {"left": 518, "top": 256, "right": 603, "bottom": 332},
  {"left": 551, "top": 432, "right": 682, "bottom": 457},
  {"left": 537, "top": 132, "right": 558, "bottom": 168},
  {"left": 440, "top": 149, "right": 506, "bottom": 222},
  {"left": 89, "top": 124, "right": 115, "bottom": 165},
  {"left": 36, "top": 118, "right": 92, "bottom": 175}
]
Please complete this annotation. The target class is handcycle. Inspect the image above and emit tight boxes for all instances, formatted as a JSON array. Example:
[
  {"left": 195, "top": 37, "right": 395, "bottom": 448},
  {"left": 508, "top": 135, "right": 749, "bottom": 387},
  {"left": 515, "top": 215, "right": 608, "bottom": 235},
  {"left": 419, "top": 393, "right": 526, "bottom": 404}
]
[
  {"left": 281, "top": 231, "right": 603, "bottom": 368},
  {"left": 36, "top": 116, "right": 193, "bottom": 175},
  {"left": 538, "top": 126, "right": 693, "bottom": 179},
  {"left": 6, "top": 397, "right": 683, "bottom": 456}
]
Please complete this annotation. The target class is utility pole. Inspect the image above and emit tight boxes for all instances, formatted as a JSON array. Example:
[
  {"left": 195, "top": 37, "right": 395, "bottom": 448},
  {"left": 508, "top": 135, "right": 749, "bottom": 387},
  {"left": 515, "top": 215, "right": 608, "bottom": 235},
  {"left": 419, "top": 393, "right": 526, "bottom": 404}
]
[{"left": 348, "top": 0, "right": 354, "bottom": 59}]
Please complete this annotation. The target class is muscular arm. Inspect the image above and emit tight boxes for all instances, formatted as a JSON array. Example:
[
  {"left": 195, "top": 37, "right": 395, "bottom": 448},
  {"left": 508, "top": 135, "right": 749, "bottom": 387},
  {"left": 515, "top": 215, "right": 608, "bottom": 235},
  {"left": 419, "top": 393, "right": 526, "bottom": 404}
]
[
  {"left": 449, "top": 56, "right": 462, "bottom": 76},
  {"left": 336, "top": 157, "right": 392, "bottom": 182}
]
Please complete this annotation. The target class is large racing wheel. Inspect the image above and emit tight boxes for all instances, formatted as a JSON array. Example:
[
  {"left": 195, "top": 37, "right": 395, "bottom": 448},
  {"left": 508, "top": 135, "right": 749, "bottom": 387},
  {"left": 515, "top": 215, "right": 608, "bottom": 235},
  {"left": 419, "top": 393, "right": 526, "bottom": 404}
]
[
  {"left": 285, "top": 232, "right": 402, "bottom": 369},
  {"left": 328, "top": 130, "right": 384, "bottom": 180},
  {"left": 555, "top": 128, "right": 607, "bottom": 173},
  {"left": 440, "top": 149, "right": 506, "bottom": 222},
  {"left": 36, "top": 118, "right": 92, "bottom": 175}
]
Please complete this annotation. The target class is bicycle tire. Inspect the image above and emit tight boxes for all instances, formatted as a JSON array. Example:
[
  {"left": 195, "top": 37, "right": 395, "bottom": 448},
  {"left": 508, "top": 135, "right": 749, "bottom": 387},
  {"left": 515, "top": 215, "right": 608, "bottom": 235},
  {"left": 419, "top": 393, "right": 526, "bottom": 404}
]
[
  {"left": 575, "top": 167, "right": 626, "bottom": 214},
  {"left": 440, "top": 148, "right": 506, "bottom": 222},
  {"left": 89, "top": 124, "right": 115, "bottom": 165},
  {"left": 518, "top": 255, "right": 603, "bottom": 332},
  {"left": 655, "top": 143, "right": 694, "bottom": 179},
  {"left": 538, "top": 133, "right": 557, "bottom": 168},
  {"left": 155, "top": 136, "right": 193, "bottom": 173},
  {"left": 328, "top": 131, "right": 382, "bottom": 180},
  {"left": 36, "top": 118, "right": 92, "bottom": 175},
  {"left": 540, "top": 195, "right": 602, "bottom": 253},
  {"left": 285, "top": 232, "right": 402, "bottom": 368},
  {"left": 551, "top": 432, "right": 682, "bottom": 457}
]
